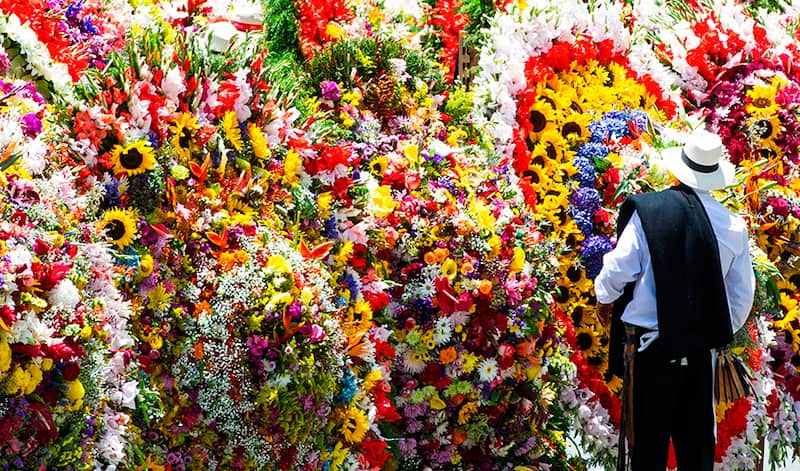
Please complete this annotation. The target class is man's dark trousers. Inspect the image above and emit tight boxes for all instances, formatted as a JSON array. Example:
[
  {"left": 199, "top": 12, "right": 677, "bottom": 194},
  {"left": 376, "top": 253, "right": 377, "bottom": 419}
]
[{"left": 630, "top": 339, "right": 715, "bottom": 471}]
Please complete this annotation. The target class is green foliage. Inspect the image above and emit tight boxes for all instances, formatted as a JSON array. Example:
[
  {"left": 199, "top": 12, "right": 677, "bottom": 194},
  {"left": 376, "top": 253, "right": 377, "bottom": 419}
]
[
  {"left": 444, "top": 86, "right": 474, "bottom": 123},
  {"left": 259, "top": 54, "right": 312, "bottom": 109},
  {"left": 743, "top": 0, "right": 790, "bottom": 15},
  {"left": 458, "top": 0, "right": 494, "bottom": 50},
  {"left": 307, "top": 37, "right": 402, "bottom": 90},
  {"left": 262, "top": 0, "right": 301, "bottom": 61}
]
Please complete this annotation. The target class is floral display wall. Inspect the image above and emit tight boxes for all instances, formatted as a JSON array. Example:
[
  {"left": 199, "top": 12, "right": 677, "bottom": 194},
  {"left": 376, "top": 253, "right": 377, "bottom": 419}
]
[{"left": 0, "top": 0, "right": 798, "bottom": 470}]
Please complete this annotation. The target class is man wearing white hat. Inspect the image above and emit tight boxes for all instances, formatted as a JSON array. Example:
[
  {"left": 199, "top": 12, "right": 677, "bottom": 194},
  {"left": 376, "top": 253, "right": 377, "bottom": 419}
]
[{"left": 594, "top": 128, "right": 755, "bottom": 471}]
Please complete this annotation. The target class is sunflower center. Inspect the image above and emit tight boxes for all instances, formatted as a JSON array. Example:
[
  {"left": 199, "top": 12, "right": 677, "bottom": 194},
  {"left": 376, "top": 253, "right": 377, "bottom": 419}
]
[
  {"left": 120, "top": 148, "right": 144, "bottom": 170},
  {"left": 566, "top": 266, "right": 583, "bottom": 282},
  {"left": 576, "top": 332, "right": 593, "bottom": 351},
  {"left": 554, "top": 287, "right": 569, "bottom": 304},
  {"left": 570, "top": 305, "right": 585, "bottom": 325},
  {"left": 179, "top": 128, "right": 193, "bottom": 148},
  {"left": 757, "top": 147, "right": 777, "bottom": 159},
  {"left": 105, "top": 219, "right": 126, "bottom": 241},
  {"left": 530, "top": 110, "right": 547, "bottom": 133},
  {"left": 753, "top": 97, "right": 772, "bottom": 108},
  {"left": 562, "top": 122, "right": 582, "bottom": 138},
  {"left": 546, "top": 143, "right": 557, "bottom": 160},
  {"left": 752, "top": 119, "right": 773, "bottom": 139},
  {"left": 522, "top": 169, "right": 540, "bottom": 184}
]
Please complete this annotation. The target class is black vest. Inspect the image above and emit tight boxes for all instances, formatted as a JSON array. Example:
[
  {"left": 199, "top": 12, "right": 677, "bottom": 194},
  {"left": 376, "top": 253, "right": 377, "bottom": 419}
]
[{"left": 607, "top": 184, "right": 733, "bottom": 379}]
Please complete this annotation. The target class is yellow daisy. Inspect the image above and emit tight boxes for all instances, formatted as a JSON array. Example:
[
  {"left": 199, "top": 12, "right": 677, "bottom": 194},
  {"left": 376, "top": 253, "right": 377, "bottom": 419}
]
[
  {"left": 111, "top": 142, "right": 156, "bottom": 176},
  {"left": 100, "top": 208, "right": 138, "bottom": 249}
]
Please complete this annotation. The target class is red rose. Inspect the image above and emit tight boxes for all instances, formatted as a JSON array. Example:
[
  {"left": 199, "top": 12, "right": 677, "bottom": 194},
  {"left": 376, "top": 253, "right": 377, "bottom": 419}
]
[{"left": 61, "top": 361, "right": 80, "bottom": 381}]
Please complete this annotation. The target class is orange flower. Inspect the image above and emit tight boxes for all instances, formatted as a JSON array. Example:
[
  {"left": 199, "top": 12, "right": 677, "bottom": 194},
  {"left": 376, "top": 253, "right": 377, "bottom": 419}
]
[
  {"left": 193, "top": 341, "right": 204, "bottom": 360},
  {"left": 439, "top": 346, "right": 457, "bottom": 364}
]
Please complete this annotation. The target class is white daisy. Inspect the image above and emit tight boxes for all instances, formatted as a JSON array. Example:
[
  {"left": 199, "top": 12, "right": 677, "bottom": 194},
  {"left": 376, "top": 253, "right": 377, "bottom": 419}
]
[{"left": 477, "top": 358, "right": 499, "bottom": 383}]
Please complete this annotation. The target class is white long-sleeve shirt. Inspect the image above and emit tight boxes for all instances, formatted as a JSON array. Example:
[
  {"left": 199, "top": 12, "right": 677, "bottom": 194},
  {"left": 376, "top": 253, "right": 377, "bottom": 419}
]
[{"left": 594, "top": 189, "right": 755, "bottom": 334}]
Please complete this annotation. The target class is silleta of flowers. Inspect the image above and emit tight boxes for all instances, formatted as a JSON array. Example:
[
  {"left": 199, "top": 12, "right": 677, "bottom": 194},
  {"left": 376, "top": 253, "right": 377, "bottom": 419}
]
[{"left": 0, "top": 0, "right": 799, "bottom": 469}]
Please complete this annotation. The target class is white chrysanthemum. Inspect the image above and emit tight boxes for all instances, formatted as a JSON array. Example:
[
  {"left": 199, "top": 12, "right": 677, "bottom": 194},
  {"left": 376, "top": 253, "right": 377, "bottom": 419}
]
[
  {"left": 10, "top": 310, "right": 58, "bottom": 345},
  {"left": 477, "top": 358, "right": 499, "bottom": 383},
  {"left": 432, "top": 317, "right": 452, "bottom": 346},
  {"left": 402, "top": 350, "right": 427, "bottom": 374},
  {"left": 48, "top": 278, "right": 81, "bottom": 310}
]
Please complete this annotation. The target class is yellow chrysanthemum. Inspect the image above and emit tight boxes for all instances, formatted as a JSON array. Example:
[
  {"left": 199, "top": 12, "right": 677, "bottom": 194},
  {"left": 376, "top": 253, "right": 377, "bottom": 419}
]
[
  {"left": 0, "top": 340, "right": 11, "bottom": 375},
  {"left": 340, "top": 406, "right": 369, "bottom": 443},
  {"left": 282, "top": 149, "right": 302, "bottom": 187},
  {"left": 147, "top": 283, "right": 172, "bottom": 311},
  {"left": 221, "top": 111, "right": 244, "bottom": 151},
  {"left": 100, "top": 208, "right": 138, "bottom": 249},
  {"left": 111, "top": 141, "right": 156, "bottom": 176}
]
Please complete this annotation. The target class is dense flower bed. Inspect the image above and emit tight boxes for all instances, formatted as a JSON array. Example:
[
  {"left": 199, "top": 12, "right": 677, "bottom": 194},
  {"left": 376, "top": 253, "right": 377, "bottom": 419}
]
[{"left": 0, "top": 0, "right": 799, "bottom": 469}]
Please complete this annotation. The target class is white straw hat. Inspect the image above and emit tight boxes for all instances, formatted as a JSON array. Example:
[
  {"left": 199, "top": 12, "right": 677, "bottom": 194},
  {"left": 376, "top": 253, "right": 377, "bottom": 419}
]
[{"left": 662, "top": 129, "right": 736, "bottom": 191}]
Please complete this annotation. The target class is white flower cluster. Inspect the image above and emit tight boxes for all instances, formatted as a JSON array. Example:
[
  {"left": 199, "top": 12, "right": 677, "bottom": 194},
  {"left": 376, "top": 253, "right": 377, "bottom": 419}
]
[{"left": 83, "top": 243, "right": 138, "bottom": 471}]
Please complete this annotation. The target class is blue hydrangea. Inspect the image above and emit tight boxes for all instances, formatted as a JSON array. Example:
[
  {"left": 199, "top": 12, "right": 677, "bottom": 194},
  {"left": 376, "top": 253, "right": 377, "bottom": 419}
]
[
  {"left": 573, "top": 156, "right": 597, "bottom": 187},
  {"left": 569, "top": 187, "right": 602, "bottom": 213},
  {"left": 576, "top": 142, "right": 609, "bottom": 159},
  {"left": 589, "top": 117, "right": 629, "bottom": 142},
  {"left": 580, "top": 235, "right": 613, "bottom": 279}
]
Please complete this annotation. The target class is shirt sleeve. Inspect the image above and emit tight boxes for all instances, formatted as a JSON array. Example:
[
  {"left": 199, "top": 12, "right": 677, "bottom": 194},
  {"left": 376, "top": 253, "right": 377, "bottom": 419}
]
[
  {"left": 726, "top": 232, "right": 756, "bottom": 333},
  {"left": 594, "top": 211, "right": 645, "bottom": 304}
]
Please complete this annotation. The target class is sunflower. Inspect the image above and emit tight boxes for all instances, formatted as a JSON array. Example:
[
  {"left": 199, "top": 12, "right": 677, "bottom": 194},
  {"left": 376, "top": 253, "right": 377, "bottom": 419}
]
[
  {"left": 747, "top": 115, "right": 782, "bottom": 142},
  {"left": 574, "top": 326, "right": 602, "bottom": 357},
  {"left": 527, "top": 99, "right": 558, "bottom": 139},
  {"left": 171, "top": 112, "right": 199, "bottom": 156},
  {"left": 111, "top": 142, "right": 156, "bottom": 176},
  {"left": 340, "top": 406, "right": 369, "bottom": 443},
  {"left": 560, "top": 262, "right": 594, "bottom": 294},
  {"left": 568, "top": 301, "right": 590, "bottom": 327},
  {"left": 774, "top": 292, "right": 799, "bottom": 332},
  {"left": 560, "top": 112, "right": 593, "bottom": 144},
  {"left": 221, "top": 111, "right": 244, "bottom": 151},
  {"left": 606, "top": 374, "right": 623, "bottom": 394},
  {"left": 746, "top": 84, "right": 781, "bottom": 116},
  {"left": 100, "top": 208, "right": 138, "bottom": 249}
]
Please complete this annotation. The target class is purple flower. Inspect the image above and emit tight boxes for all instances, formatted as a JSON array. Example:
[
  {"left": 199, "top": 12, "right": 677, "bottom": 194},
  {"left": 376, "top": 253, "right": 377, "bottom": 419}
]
[
  {"left": 569, "top": 187, "right": 602, "bottom": 213},
  {"left": 398, "top": 438, "right": 418, "bottom": 456},
  {"left": 21, "top": 113, "right": 42, "bottom": 138},
  {"left": 246, "top": 334, "right": 270, "bottom": 357},
  {"left": 320, "top": 80, "right": 341, "bottom": 101},
  {"left": 580, "top": 234, "right": 613, "bottom": 279}
]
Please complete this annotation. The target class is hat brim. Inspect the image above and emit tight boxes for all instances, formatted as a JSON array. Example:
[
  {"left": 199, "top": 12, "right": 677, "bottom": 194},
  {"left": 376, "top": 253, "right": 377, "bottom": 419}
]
[{"left": 662, "top": 146, "right": 736, "bottom": 191}]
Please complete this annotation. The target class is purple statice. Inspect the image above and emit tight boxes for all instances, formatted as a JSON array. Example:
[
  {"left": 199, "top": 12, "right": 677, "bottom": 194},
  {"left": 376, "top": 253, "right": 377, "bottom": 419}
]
[
  {"left": 397, "top": 438, "right": 418, "bottom": 457},
  {"left": 320, "top": 80, "right": 341, "bottom": 101},
  {"left": 21, "top": 113, "right": 42, "bottom": 138},
  {"left": 580, "top": 234, "right": 613, "bottom": 279},
  {"left": 573, "top": 156, "right": 597, "bottom": 187},
  {"left": 569, "top": 187, "right": 602, "bottom": 213}
]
